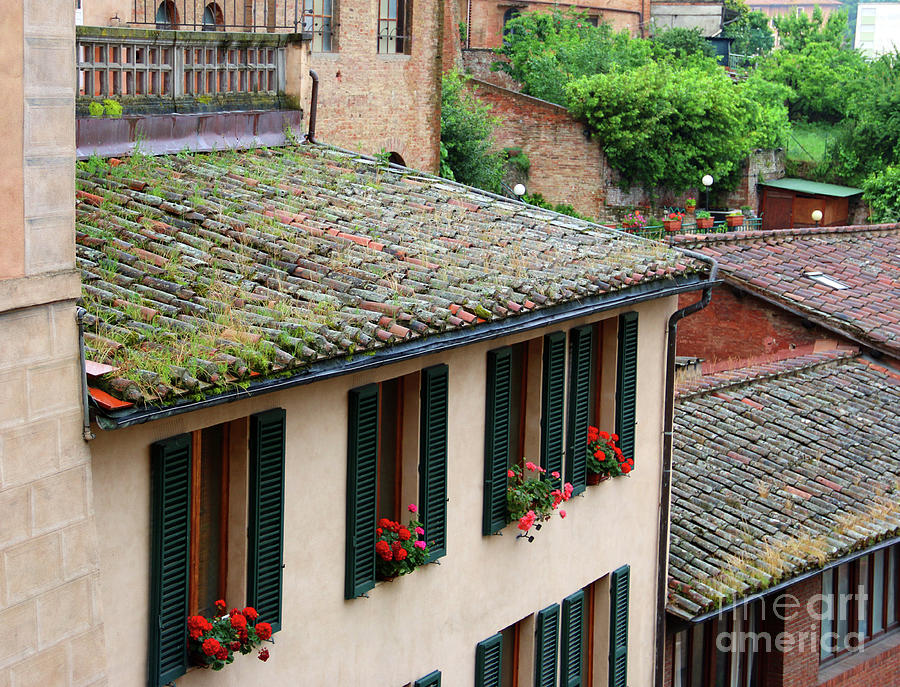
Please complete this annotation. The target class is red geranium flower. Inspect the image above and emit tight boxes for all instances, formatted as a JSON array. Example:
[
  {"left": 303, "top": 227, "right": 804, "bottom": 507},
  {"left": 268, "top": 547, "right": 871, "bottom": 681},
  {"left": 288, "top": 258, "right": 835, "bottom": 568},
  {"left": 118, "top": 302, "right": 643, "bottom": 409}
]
[
  {"left": 215, "top": 599, "right": 226, "bottom": 614},
  {"left": 377, "top": 518, "right": 392, "bottom": 529},
  {"left": 202, "top": 638, "right": 222, "bottom": 657},
  {"left": 375, "top": 540, "right": 392, "bottom": 560},
  {"left": 230, "top": 612, "right": 247, "bottom": 630},
  {"left": 398, "top": 528, "right": 411, "bottom": 541},
  {"left": 395, "top": 547, "right": 408, "bottom": 561},
  {"left": 187, "top": 615, "right": 213, "bottom": 639},
  {"left": 243, "top": 607, "right": 258, "bottom": 622},
  {"left": 258, "top": 648, "right": 270, "bottom": 662},
  {"left": 215, "top": 646, "right": 228, "bottom": 660},
  {"left": 256, "top": 622, "right": 273, "bottom": 641}
]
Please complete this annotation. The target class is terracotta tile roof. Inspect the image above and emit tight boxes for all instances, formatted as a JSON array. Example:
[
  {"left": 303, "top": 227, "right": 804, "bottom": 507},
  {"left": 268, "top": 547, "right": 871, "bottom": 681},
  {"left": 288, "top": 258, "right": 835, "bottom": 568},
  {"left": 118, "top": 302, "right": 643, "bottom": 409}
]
[
  {"left": 669, "top": 352, "right": 900, "bottom": 620},
  {"left": 75, "top": 144, "right": 703, "bottom": 408},
  {"left": 674, "top": 225, "right": 900, "bottom": 358}
]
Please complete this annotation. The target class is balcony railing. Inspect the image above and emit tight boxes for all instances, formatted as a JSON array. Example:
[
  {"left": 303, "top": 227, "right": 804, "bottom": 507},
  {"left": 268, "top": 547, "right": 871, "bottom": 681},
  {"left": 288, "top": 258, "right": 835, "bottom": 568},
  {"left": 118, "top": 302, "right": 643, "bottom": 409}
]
[
  {"left": 132, "top": 0, "right": 302, "bottom": 32},
  {"left": 76, "top": 26, "right": 306, "bottom": 114}
]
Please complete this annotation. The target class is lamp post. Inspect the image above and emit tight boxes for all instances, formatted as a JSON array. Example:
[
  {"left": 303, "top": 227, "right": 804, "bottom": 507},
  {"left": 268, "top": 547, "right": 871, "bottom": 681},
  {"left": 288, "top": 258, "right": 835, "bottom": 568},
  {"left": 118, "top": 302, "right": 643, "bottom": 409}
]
[
  {"left": 701, "top": 174, "right": 713, "bottom": 211},
  {"left": 513, "top": 183, "right": 526, "bottom": 198},
  {"left": 811, "top": 209, "right": 823, "bottom": 227}
]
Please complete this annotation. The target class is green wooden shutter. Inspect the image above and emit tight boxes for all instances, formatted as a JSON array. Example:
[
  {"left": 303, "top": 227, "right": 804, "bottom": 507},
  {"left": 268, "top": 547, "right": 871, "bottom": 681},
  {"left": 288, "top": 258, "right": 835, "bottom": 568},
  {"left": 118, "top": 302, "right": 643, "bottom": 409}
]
[
  {"left": 149, "top": 434, "right": 191, "bottom": 687},
  {"left": 420, "top": 364, "right": 449, "bottom": 561},
  {"left": 561, "top": 590, "right": 586, "bottom": 687},
  {"left": 414, "top": 670, "right": 442, "bottom": 687},
  {"left": 615, "top": 313, "right": 639, "bottom": 462},
  {"left": 345, "top": 384, "right": 379, "bottom": 599},
  {"left": 541, "top": 331, "right": 566, "bottom": 486},
  {"left": 248, "top": 408, "right": 286, "bottom": 632},
  {"left": 475, "top": 633, "right": 504, "bottom": 687},
  {"left": 566, "top": 326, "right": 593, "bottom": 495},
  {"left": 609, "top": 565, "right": 630, "bottom": 687},
  {"left": 535, "top": 603, "right": 561, "bottom": 687},
  {"left": 484, "top": 347, "right": 512, "bottom": 535}
]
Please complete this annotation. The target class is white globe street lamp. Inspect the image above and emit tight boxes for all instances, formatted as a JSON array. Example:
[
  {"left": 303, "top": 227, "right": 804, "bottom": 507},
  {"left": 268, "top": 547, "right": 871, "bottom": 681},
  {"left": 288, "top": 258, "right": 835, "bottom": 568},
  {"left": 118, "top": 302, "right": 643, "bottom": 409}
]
[{"left": 701, "top": 175, "right": 713, "bottom": 210}]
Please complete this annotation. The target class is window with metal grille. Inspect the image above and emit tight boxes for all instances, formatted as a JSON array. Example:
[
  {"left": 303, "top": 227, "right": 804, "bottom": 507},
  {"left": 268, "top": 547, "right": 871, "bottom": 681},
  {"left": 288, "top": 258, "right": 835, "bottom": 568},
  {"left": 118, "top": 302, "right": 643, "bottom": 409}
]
[
  {"left": 303, "top": 0, "right": 334, "bottom": 51},
  {"left": 377, "top": 0, "right": 412, "bottom": 54}
]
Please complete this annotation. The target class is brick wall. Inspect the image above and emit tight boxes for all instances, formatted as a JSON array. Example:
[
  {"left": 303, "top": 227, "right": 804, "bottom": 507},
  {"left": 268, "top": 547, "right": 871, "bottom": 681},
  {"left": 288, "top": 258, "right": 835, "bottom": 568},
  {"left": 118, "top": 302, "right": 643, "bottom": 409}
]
[
  {"left": 307, "top": 0, "right": 443, "bottom": 172},
  {"left": 675, "top": 284, "right": 837, "bottom": 362},
  {"left": 460, "top": 49, "right": 521, "bottom": 89},
  {"left": 0, "top": 2, "right": 109, "bottom": 686}
]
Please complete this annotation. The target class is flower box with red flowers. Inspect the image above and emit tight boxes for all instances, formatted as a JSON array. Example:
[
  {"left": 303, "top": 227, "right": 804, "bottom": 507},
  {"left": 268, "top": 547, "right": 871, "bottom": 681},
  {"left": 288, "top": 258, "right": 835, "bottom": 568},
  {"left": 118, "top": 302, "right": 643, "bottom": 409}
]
[
  {"left": 663, "top": 212, "right": 684, "bottom": 232},
  {"left": 187, "top": 601, "right": 274, "bottom": 670},
  {"left": 374, "top": 504, "right": 432, "bottom": 580},
  {"left": 506, "top": 462, "right": 573, "bottom": 541},
  {"left": 586, "top": 426, "right": 633, "bottom": 481}
]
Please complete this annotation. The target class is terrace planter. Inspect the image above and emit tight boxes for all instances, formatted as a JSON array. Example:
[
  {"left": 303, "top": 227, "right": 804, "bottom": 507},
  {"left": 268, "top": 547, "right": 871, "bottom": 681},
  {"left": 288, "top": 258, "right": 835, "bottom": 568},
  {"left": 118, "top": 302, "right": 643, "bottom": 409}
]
[
  {"left": 696, "top": 217, "right": 714, "bottom": 229},
  {"left": 726, "top": 215, "right": 744, "bottom": 228},
  {"left": 663, "top": 219, "right": 682, "bottom": 232}
]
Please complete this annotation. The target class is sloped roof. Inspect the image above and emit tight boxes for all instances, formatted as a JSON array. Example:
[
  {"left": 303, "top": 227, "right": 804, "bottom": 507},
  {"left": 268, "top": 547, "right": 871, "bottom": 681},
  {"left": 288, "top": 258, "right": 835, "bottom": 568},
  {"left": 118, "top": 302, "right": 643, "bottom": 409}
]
[
  {"left": 674, "top": 226, "right": 900, "bottom": 358},
  {"left": 668, "top": 349, "right": 900, "bottom": 620},
  {"left": 758, "top": 178, "right": 863, "bottom": 198},
  {"left": 75, "top": 143, "right": 704, "bottom": 415}
]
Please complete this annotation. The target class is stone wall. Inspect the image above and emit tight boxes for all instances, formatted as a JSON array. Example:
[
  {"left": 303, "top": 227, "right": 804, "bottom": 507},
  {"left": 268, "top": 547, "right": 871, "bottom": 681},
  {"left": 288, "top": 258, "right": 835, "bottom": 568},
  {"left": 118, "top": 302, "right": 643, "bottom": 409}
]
[
  {"left": 0, "top": 2, "right": 108, "bottom": 686},
  {"left": 723, "top": 148, "right": 787, "bottom": 213}
]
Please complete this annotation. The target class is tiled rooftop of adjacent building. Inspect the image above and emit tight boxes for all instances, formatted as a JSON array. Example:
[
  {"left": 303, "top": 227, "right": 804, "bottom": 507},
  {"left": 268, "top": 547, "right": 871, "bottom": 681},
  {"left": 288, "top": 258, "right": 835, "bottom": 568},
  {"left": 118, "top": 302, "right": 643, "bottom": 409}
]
[
  {"left": 75, "top": 143, "right": 704, "bottom": 410},
  {"left": 668, "top": 349, "right": 900, "bottom": 620},
  {"left": 674, "top": 225, "right": 900, "bottom": 358}
]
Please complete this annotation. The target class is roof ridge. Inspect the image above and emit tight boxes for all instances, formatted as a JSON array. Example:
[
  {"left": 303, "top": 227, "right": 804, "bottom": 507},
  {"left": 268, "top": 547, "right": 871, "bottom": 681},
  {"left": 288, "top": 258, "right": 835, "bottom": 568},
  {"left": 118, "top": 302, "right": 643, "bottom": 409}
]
[
  {"left": 674, "top": 348, "right": 859, "bottom": 399},
  {"left": 673, "top": 223, "right": 900, "bottom": 247}
]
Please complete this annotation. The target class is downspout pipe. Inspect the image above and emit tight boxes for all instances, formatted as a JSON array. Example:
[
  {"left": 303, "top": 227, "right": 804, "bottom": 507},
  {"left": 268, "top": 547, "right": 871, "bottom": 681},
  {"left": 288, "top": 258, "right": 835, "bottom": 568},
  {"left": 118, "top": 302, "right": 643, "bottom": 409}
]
[
  {"left": 75, "top": 307, "right": 96, "bottom": 441},
  {"left": 307, "top": 69, "right": 319, "bottom": 143},
  {"left": 654, "top": 249, "right": 719, "bottom": 687}
]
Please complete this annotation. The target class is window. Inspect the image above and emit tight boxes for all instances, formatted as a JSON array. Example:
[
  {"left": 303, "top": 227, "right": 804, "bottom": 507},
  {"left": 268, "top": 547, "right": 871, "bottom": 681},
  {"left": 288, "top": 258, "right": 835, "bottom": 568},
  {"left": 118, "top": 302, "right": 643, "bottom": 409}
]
[
  {"left": 502, "top": 8, "right": 520, "bottom": 43},
  {"left": 345, "top": 365, "right": 448, "bottom": 599},
  {"left": 155, "top": 0, "right": 179, "bottom": 29},
  {"left": 820, "top": 544, "right": 900, "bottom": 661},
  {"left": 673, "top": 601, "right": 764, "bottom": 687},
  {"left": 414, "top": 670, "right": 442, "bottom": 687},
  {"left": 303, "top": 0, "right": 334, "bottom": 51},
  {"left": 149, "top": 409, "right": 285, "bottom": 687},
  {"left": 378, "top": 0, "right": 412, "bottom": 54},
  {"left": 202, "top": 2, "right": 225, "bottom": 30},
  {"left": 483, "top": 315, "right": 635, "bottom": 534}
]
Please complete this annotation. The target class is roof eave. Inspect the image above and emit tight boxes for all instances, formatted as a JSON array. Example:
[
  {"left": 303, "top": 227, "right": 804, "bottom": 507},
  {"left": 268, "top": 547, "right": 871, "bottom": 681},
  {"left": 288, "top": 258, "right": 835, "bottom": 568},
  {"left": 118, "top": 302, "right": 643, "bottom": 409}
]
[{"left": 94, "top": 272, "right": 712, "bottom": 430}]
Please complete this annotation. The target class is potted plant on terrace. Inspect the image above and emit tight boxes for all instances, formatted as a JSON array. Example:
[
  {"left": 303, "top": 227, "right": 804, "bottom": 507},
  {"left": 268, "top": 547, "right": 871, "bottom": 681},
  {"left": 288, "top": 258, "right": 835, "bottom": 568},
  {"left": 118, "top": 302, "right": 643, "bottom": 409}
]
[
  {"left": 685, "top": 197, "right": 697, "bottom": 212},
  {"left": 187, "top": 601, "right": 274, "bottom": 669},
  {"left": 586, "top": 426, "right": 633, "bottom": 484},
  {"left": 375, "top": 504, "right": 431, "bottom": 580},
  {"left": 695, "top": 210, "right": 714, "bottom": 230},
  {"left": 662, "top": 211, "right": 684, "bottom": 232},
  {"left": 620, "top": 210, "right": 646, "bottom": 232},
  {"left": 726, "top": 210, "right": 744, "bottom": 228},
  {"left": 507, "top": 462, "right": 573, "bottom": 540}
]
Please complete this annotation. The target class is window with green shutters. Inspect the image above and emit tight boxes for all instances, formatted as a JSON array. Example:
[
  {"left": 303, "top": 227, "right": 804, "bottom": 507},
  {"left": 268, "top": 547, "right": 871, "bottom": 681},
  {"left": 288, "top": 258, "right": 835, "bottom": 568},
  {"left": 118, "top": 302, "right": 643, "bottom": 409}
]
[
  {"left": 475, "top": 633, "right": 504, "bottom": 687},
  {"left": 149, "top": 410, "right": 286, "bottom": 687},
  {"left": 615, "top": 313, "right": 638, "bottom": 462},
  {"left": 566, "top": 326, "right": 593, "bottom": 495},
  {"left": 345, "top": 365, "right": 449, "bottom": 598},
  {"left": 561, "top": 590, "right": 586, "bottom": 687},
  {"left": 535, "top": 603, "right": 561, "bottom": 687},
  {"left": 415, "top": 670, "right": 442, "bottom": 687},
  {"left": 541, "top": 332, "right": 566, "bottom": 487},
  {"left": 484, "top": 347, "right": 512, "bottom": 535},
  {"left": 609, "top": 565, "right": 630, "bottom": 687}
]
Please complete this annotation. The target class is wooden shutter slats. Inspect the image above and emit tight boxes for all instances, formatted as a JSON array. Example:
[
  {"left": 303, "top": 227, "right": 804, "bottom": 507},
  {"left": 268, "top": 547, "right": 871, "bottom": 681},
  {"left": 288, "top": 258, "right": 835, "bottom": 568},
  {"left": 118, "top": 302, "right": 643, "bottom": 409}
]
[
  {"left": 615, "top": 313, "right": 638, "bottom": 462},
  {"left": 609, "top": 565, "right": 630, "bottom": 687},
  {"left": 561, "top": 590, "right": 585, "bottom": 687},
  {"left": 566, "top": 326, "right": 592, "bottom": 495},
  {"left": 346, "top": 384, "right": 379, "bottom": 599},
  {"left": 475, "top": 633, "right": 504, "bottom": 687},
  {"left": 484, "top": 347, "right": 512, "bottom": 535},
  {"left": 149, "top": 433, "right": 192, "bottom": 687},
  {"left": 414, "top": 670, "right": 442, "bottom": 687},
  {"left": 420, "top": 364, "right": 449, "bottom": 560},
  {"left": 248, "top": 408, "right": 286, "bottom": 632},
  {"left": 535, "top": 603, "right": 561, "bottom": 687},
  {"left": 542, "top": 332, "right": 567, "bottom": 486}
]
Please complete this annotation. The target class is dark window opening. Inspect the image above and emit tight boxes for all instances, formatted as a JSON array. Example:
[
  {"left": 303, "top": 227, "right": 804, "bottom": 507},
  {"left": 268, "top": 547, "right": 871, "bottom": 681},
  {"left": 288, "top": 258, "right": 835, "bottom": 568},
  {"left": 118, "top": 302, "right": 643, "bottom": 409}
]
[
  {"left": 202, "top": 2, "right": 225, "bottom": 30},
  {"left": 155, "top": 1, "right": 179, "bottom": 29},
  {"left": 388, "top": 151, "right": 406, "bottom": 166}
]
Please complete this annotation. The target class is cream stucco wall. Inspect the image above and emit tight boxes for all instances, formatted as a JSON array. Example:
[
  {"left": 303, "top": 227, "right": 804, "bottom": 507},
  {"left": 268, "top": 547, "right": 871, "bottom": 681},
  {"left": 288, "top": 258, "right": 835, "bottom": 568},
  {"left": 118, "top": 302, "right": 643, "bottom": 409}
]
[{"left": 91, "top": 296, "right": 676, "bottom": 686}]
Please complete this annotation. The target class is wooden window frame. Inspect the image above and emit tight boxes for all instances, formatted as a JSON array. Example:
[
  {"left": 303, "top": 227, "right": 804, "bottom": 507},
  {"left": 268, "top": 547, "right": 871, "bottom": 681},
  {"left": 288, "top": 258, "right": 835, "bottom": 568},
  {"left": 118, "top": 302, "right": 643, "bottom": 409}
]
[
  {"left": 188, "top": 423, "right": 231, "bottom": 617},
  {"left": 303, "top": 0, "right": 335, "bottom": 51},
  {"left": 377, "top": 377, "right": 405, "bottom": 522},
  {"left": 377, "top": 0, "right": 412, "bottom": 54}
]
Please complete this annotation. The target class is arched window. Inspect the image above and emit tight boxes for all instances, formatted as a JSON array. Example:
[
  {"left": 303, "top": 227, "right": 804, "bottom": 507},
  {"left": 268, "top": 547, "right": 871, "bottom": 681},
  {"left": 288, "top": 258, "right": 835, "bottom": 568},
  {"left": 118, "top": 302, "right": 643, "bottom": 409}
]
[
  {"left": 502, "top": 8, "right": 521, "bottom": 42},
  {"left": 202, "top": 2, "right": 224, "bottom": 30},
  {"left": 155, "top": 1, "right": 179, "bottom": 29},
  {"left": 388, "top": 152, "right": 406, "bottom": 167}
]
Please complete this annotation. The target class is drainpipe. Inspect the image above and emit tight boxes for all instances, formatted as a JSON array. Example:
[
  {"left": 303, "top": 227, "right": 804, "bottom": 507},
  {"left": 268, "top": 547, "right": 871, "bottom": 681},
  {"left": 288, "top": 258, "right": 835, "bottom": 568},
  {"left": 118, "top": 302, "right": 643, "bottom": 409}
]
[
  {"left": 307, "top": 69, "right": 319, "bottom": 143},
  {"left": 75, "top": 307, "right": 96, "bottom": 441},
  {"left": 654, "top": 249, "right": 719, "bottom": 687}
]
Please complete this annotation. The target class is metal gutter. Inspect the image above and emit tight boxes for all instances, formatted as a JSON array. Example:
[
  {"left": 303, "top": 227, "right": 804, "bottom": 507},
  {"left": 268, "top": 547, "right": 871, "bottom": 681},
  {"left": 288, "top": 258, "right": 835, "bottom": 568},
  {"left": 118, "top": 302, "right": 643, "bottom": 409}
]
[
  {"left": 95, "top": 273, "right": 712, "bottom": 430},
  {"left": 75, "top": 307, "right": 96, "bottom": 441},
  {"left": 675, "top": 533, "right": 900, "bottom": 626},
  {"left": 654, "top": 249, "right": 719, "bottom": 687}
]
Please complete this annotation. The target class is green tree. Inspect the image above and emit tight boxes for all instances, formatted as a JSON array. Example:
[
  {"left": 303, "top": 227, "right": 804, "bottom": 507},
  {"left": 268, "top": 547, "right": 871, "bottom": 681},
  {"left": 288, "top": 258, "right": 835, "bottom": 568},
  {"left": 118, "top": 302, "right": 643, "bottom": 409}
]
[
  {"left": 862, "top": 164, "right": 900, "bottom": 222},
  {"left": 772, "top": 6, "right": 850, "bottom": 50},
  {"left": 566, "top": 61, "right": 757, "bottom": 192},
  {"left": 651, "top": 26, "right": 716, "bottom": 60},
  {"left": 439, "top": 70, "right": 507, "bottom": 193},
  {"left": 722, "top": 0, "right": 774, "bottom": 56},
  {"left": 494, "top": 9, "right": 652, "bottom": 105}
]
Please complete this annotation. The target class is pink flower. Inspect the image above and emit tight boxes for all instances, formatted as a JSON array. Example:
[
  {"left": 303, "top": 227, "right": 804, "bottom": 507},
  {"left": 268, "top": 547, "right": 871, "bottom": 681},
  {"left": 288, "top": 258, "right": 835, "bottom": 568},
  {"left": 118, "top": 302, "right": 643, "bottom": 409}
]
[
  {"left": 408, "top": 503, "right": 417, "bottom": 513},
  {"left": 551, "top": 471, "right": 560, "bottom": 479},
  {"left": 507, "top": 469, "right": 516, "bottom": 478},
  {"left": 525, "top": 461, "right": 538, "bottom": 472},
  {"left": 559, "top": 510, "right": 567, "bottom": 519},
  {"left": 414, "top": 540, "right": 426, "bottom": 549},
  {"left": 563, "top": 483, "right": 574, "bottom": 501},
  {"left": 517, "top": 510, "right": 536, "bottom": 531},
  {"left": 415, "top": 526, "right": 424, "bottom": 535}
]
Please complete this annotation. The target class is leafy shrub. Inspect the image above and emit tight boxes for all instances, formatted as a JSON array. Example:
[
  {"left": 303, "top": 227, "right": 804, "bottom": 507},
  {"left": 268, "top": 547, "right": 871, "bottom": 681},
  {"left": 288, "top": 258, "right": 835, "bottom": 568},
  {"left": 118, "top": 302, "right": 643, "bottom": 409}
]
[
  {"left": 650, "top": 27, "right": 716, "bottom": 60},
  {"left": 862, "top": 165, "right": 900, "bottom": 222}
]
